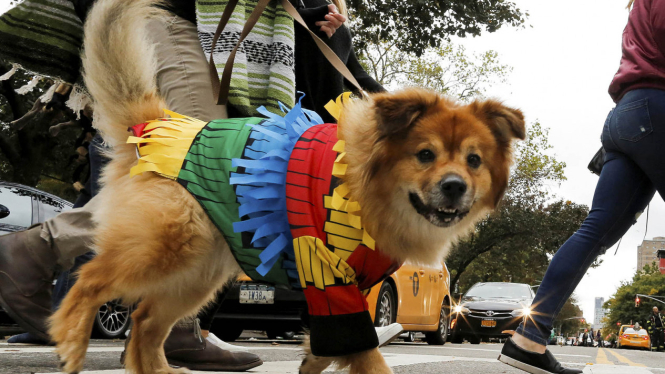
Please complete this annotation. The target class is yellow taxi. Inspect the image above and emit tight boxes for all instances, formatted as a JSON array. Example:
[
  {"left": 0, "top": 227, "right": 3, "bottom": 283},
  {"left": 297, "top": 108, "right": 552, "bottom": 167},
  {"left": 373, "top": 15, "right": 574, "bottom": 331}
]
[
  {"left": 215, "top": 262, "right": 451, "bottom": 344},
  {"left": 617, "top": 324, "right": 650, "bottom": 350},
  {"left": 365, "top": 262, "right": 452, "bottom": 345}
]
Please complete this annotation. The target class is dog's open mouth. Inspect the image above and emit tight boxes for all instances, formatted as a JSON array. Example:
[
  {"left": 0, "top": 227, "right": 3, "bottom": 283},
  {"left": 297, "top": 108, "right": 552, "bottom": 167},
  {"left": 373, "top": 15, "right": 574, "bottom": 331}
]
[{"left": 409, "top": 192, "right": 469, "bottom": 227}]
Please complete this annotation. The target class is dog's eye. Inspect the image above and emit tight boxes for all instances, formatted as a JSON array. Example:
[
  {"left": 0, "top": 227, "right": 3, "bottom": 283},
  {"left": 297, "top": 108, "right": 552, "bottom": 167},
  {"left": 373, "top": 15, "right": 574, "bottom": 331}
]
[
  {"left": 467, "top": 154, "right": 482, "bottom": 168},
  {"left": 417, "top": 149, "right": 436, "bottom": 163}
]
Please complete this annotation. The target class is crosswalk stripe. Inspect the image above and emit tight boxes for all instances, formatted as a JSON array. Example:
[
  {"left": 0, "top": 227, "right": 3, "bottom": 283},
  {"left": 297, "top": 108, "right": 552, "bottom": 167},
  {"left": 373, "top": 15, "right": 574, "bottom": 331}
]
[
  {"left": 394, "top": 344, "right": 592, "bottom": 358},
  {"left": 605, "top": 349, "right": 648, "bottom": 367}
]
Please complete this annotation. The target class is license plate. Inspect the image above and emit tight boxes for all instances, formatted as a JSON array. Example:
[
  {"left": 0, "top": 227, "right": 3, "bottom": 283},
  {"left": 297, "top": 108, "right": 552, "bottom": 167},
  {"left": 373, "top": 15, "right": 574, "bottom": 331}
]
[
  {"left": 239, "top": 284, "right": 275, "bottom": 304},
  {"left": 481, "top": 319, "right": 496, "bottom": 328}
]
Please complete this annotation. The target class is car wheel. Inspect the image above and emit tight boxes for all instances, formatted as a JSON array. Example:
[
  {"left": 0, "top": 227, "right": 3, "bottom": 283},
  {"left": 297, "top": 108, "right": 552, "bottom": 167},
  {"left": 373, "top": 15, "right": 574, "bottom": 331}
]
[
  {"left": 425, "top": 303, "right": 449, "bottom": 345},
  {"left": 403, "top": 331, "right": 416, "bottom": 342},
  {"left": 374, "top": 282, "right": 396, "bottom": 327},
  {"left": 93, "top": 299, "right": 132, "bottom": 339},
  {"left": 211, "top": 325, "right": 244, "bottom": 342},
  {"left": 469, "top": 336, "right": 481, "bottom": 344}
]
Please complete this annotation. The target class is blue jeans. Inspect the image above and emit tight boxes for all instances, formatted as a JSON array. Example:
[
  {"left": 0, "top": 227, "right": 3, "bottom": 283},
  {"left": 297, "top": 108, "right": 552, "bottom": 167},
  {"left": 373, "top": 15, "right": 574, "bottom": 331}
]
[{"left": 516, "top": 88, "right": 665, "bottom": 345}]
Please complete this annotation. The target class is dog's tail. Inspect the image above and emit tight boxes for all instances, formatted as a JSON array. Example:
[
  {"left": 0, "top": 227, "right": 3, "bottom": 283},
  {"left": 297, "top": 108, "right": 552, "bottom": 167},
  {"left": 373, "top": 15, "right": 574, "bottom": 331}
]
[{"left": 82, "top": 0, "right": 165, "bottom": 147}]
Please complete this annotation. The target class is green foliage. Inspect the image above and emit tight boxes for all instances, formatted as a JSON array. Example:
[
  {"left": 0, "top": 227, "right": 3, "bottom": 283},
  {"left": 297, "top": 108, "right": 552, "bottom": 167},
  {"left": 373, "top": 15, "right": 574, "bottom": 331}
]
[
  {"left": 348, "top": 0, "right": 528, "bottom": 56},
  {"left": 602, "top": 262, "right": 665, "bottom": 335},
  {"left": 359, "top": 42, "right": 512, "bottom": 101},
  {"left": 446, "top": 122, "right": 592, "bottom": 294},
  {"left": 553, "top": 296, "right": 586, "bottom": 337}
]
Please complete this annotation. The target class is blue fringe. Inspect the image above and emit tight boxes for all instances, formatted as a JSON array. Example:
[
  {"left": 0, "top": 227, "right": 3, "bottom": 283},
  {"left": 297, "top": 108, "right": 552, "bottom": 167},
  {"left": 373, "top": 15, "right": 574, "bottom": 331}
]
[{"left": 230, "top": 96, "right": 323, "bottom": 285}]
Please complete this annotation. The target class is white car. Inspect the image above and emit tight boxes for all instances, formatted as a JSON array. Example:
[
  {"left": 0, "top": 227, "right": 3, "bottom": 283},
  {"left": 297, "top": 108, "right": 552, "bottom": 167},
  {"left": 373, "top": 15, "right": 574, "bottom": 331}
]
[{"left": 0, "top": 181, "right": 131, "bottom": 339}]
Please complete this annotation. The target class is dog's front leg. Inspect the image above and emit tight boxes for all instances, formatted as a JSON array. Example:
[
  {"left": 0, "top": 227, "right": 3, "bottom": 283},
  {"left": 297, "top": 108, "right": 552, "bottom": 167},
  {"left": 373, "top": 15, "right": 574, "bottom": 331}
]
[
  {"left": 299, "top": 353, "right": 335, "bottom": 374},
  {"left": 345, "top": 348, "right": 393, "bottom": 374},
  {"left": 300, "top": 348, "right": 393, "bottom": 374}
]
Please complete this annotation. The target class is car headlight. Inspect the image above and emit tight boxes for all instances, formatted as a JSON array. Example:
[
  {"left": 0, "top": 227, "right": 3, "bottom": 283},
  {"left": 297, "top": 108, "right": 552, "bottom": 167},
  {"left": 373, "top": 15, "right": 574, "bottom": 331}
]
[
  {"left": 454, "top": 305, "right": 470, "bottom": 315},
  {"left": 511, "top": 307, "right": 531, "bottom": 317}
]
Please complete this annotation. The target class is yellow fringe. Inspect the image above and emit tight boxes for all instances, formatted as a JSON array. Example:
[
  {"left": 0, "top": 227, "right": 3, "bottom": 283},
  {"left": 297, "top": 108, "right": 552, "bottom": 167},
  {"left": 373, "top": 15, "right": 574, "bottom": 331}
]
[
  {"left": 324, "top": 93, "right": 376, "bottom": 250},
  {"left": 128, "top": 110, "right": 207, "bottom": 179}
]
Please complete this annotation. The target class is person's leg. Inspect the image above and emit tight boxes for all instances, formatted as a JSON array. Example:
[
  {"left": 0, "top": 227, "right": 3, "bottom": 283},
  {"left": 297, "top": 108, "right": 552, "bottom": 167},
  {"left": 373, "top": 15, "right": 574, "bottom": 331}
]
[
  {"left": 147, "top": 15, "right": 228, "bottom": 122},
  {"left": 500, "top": 108, "right": 657, "bottom": 374},
  {"left": 514, "top": 151, "right": 655, "bottom": 347}
]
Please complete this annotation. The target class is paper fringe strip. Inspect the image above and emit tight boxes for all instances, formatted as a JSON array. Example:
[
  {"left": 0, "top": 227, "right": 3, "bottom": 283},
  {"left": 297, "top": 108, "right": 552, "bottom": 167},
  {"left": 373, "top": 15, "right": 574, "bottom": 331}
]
[
  {"left": 39, "top": 83, "right": 58, "bottom": 103},
  {"left": 230, "top": 96, "right": 323, "bottom": 280},
  {"left": 325, "top": 92, "right": 376, "bottom": 250},
  {"left": 127, "top": 110, "right": 208, "bottom": 179}
]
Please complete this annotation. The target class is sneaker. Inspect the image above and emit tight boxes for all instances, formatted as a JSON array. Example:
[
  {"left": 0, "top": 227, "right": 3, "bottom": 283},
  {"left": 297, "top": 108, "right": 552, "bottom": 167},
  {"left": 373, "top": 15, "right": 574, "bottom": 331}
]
[
  {"left": 7, "top": 332, "right": 53, "bottom": 345},
  {"left": 375, "top": 323, "right": 403, "bottom": 347},
  {"left": 499, "top": 338, "right": 582, "bottom": 374},
  {"left": 206, "top": 332, "right": 250, "bottom": 352}
]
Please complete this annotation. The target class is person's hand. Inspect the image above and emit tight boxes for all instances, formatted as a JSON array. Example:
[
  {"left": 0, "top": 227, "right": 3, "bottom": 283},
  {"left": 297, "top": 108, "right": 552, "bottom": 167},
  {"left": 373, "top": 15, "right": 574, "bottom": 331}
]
[{"left": 315, "top": 4, "right": 346, "bottom": 38}]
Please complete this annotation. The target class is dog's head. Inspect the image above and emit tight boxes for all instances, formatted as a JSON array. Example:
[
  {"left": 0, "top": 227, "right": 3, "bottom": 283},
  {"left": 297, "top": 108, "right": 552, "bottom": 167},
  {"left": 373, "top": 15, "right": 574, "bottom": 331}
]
[{"left": 339, "top": 88, "right": 525, "bottom": 261}]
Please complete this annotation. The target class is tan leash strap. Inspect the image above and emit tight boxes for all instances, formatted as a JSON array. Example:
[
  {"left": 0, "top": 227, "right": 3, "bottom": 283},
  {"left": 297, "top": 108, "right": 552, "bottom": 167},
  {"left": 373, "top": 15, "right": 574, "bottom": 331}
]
[
  {"left": 208, "top": 0, "right": 239, "bottom": 103},
  {"left": 280, "top": 0, "right": 366, "bottom": 98}
]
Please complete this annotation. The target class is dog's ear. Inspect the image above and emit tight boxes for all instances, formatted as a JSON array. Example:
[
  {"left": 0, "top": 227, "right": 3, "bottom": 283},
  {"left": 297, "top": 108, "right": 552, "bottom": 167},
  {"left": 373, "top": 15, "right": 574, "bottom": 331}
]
[
  {"left": 373, "top": 89, "right": 439, "bottom": 138},
  {"left": 472, "top": 100, "right": 526, "bottom": 144}
]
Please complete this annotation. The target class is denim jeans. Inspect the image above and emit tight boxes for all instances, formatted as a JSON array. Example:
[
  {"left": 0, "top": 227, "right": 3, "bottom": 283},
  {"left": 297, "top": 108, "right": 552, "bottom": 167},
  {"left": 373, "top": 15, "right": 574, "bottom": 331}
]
[{"left": 516, "top": 88, "right": 665, "bottom": 345}]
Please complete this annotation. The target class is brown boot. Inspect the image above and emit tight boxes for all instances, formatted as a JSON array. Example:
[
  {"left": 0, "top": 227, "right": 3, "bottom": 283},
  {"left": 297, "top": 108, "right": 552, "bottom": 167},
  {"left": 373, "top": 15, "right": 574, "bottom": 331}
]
[
  {"left": 0, "top": 226, "right": 57, "bottom": 342},
  {"left": 164, "top": 320, "right": 262, "bottom": 372}
]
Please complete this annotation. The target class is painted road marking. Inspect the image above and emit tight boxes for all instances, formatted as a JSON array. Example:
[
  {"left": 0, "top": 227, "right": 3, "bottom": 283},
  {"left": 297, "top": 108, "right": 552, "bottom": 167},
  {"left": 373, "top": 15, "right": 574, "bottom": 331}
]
[
  {"left": 0, "top": 345, "right": 299, "bottom": 354},
  {"left": 392, "top": 344, "right": 592, "bottom": 357},
  {"left": 606, "top": 348, "right": 647, "bottom": 367},
  {"left": 595, "top": 348, "right": 613, "bottom": 365},
  {"left": 584, "top": 364, "right": 654, "bottom": 373}
]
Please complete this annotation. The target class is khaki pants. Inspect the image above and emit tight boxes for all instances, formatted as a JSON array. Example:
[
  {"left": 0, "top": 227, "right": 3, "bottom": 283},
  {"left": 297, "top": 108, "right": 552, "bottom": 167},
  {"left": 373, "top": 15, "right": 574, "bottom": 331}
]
[{"left": 44, "top": 14, "right": 227, "bottom": 270}]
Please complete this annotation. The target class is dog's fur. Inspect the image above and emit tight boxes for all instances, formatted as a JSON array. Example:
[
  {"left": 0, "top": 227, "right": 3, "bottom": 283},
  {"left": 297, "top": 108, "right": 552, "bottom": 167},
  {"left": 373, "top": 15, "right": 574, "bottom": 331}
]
[{"left": 48, "top": 1, "right": 525, "bottom": 373}]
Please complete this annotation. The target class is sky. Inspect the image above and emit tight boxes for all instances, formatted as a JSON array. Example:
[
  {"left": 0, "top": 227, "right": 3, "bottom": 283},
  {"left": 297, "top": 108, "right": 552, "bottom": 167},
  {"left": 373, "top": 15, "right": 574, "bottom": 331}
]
[
  {"left": 451, "top": 0, "right": 660, "bottom": 323},
  {"left": 0, "top": 0, "right": 657, "bottom": 324}
]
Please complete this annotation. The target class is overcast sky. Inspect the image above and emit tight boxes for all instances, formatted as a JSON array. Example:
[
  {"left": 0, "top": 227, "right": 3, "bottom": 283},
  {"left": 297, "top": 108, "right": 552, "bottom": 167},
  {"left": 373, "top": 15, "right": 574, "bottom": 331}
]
[
  {"left": 452, "top": 0, "right": 661, "bottom": 323},
  {"left": 0, "top": 0, "right": 658, "bottom": 324}
]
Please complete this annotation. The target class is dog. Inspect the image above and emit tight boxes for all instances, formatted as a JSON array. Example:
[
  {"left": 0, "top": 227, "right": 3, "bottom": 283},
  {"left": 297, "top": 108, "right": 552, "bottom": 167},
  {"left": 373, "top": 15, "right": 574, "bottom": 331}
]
[{"left": 48, "top": 0, "right": 525, "bottom": 373}]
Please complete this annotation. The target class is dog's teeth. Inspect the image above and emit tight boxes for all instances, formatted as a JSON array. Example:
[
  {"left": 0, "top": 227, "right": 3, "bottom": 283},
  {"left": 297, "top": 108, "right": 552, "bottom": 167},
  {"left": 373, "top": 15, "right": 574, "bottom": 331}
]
[{"left": 444, "top": 218, "right": 452, "bottom": 222}]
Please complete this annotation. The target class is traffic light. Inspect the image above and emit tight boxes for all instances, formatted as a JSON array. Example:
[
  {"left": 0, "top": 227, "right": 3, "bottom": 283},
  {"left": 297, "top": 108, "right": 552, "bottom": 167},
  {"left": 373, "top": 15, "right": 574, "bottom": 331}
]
[
  {"left": 581, "top": 318, "right": 585, "bottom": 324},
  {"left": 635, "top": 296, "right": 640, "bottom": 307}
]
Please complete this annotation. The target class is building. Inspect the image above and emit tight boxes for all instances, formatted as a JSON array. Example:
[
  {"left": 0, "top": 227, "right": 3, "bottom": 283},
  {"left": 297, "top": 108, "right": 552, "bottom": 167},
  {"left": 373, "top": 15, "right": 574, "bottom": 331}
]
[
  {"left": 593, "top": 297, "right": 608, "bottom": 330},
  {"left": 637, "top": 237, "right": 665, "bottom": 271}
]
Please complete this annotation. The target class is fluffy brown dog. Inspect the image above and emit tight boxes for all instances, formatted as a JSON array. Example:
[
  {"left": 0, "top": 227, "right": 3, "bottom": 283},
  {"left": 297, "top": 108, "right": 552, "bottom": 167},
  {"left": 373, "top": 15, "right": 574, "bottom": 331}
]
[{"left": 48, "top": 1, "right": 525, "bottom": 373}]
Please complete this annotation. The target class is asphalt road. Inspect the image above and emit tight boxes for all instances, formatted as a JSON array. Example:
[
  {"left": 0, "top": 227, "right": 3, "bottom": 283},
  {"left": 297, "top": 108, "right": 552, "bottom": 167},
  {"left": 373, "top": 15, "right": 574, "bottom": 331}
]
[{"left": 1, "top": 333, "right": 664, "bottom": 374}]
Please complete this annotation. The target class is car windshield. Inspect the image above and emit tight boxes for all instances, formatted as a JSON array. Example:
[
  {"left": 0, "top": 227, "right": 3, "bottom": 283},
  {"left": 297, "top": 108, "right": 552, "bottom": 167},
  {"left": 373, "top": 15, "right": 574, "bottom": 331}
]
[{"left": 465, "top": 283, "right": 532, "bottom": 300}]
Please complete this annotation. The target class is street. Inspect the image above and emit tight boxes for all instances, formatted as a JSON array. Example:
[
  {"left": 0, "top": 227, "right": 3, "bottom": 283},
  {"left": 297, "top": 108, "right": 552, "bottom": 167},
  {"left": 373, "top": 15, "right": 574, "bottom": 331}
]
[{"left": 2, "top": 334, "right": 664, "bottom": 374}]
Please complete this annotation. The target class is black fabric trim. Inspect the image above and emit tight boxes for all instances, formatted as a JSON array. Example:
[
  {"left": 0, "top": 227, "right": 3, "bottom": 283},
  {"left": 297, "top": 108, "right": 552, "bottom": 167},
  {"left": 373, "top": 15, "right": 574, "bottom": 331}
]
[{"left": 309, "top": 311, "right": 379, "bottom": 357}]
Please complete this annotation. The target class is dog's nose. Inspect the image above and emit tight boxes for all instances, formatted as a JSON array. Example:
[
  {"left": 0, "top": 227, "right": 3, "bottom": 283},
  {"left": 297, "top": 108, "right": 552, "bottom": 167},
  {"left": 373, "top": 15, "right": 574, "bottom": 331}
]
[{"left": 440, "top": 176, "right": 467, "bottom": 201}]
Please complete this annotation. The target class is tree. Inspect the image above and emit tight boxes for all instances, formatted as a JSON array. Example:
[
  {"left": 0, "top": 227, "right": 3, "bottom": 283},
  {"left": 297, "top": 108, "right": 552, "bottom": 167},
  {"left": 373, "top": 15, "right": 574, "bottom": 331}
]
[
  {"left": 359, "top": 42, "right": 512, "bottom": 101},
  {"left": 602, "top": 262, "right": 665, "bottom": 334},
  {"left": 553, "top": 296, "right": 585, "bottom": 337},
  {"left": 348, "top": 0, "right": 528, "bottom": 56},
  {"left": 446, "top": 122, "right": 592, "bottom": 294}
]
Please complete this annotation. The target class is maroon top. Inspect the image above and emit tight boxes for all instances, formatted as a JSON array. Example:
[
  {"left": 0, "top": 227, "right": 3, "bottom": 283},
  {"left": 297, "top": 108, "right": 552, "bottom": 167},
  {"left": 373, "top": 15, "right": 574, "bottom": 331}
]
[{"left": 609, "top": 0, "right": 665, "bottom": 102}]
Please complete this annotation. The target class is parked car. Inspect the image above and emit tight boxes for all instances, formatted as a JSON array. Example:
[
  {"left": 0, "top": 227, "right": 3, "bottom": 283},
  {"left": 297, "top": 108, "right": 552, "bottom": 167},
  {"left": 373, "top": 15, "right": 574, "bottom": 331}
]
[
  {"left": 617, "top": 326, "right": 650, "bottom": 350},
  {"left": 213, "top": 262, "right": 452, "bottom": 345},
  {"left": 450, "top": 282, "right": 534, "bottom": 344},
  {"left": 0, "top": 181, "right": 131, "bottom": 339}
]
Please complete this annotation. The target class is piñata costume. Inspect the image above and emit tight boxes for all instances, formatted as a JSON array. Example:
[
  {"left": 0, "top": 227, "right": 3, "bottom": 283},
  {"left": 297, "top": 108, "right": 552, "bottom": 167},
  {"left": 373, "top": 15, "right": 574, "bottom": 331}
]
[{"left": 129, "top": 94, "right": 401, "bottom": 356}]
